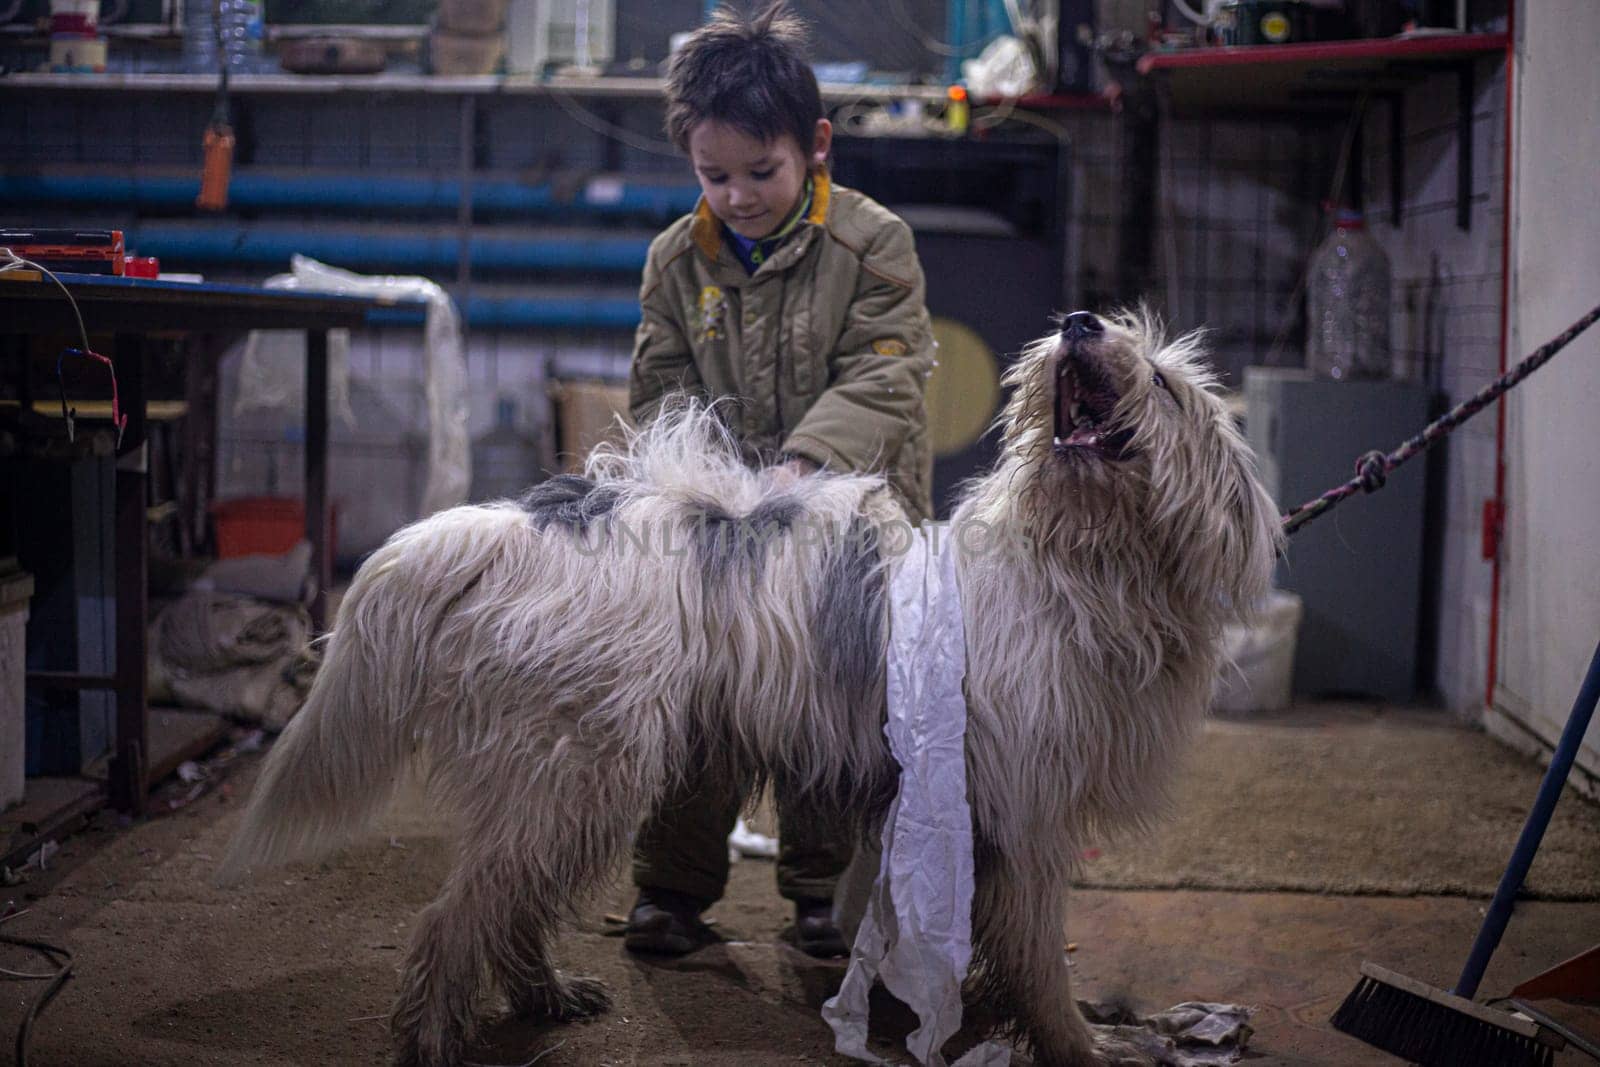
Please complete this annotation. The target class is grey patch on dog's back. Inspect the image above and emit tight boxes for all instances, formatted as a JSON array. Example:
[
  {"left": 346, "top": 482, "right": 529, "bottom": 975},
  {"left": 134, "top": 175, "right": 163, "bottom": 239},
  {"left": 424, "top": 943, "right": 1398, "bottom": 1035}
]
[
  {"left": 813, "top": 517, "right": 886, "bottom": 699},
  {"left": 517, "top": 475, "right": 622, "bottom": 532},
  {"left": 691, "top": 495, "right": 805, "bottom": 583}
]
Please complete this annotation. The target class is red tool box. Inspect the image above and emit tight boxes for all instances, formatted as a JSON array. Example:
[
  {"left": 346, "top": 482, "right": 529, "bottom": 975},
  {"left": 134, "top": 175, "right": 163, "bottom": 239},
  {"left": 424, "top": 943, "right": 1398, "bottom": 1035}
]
[{"left": 0, "top": 228, "right": 126, "bottom": 275}]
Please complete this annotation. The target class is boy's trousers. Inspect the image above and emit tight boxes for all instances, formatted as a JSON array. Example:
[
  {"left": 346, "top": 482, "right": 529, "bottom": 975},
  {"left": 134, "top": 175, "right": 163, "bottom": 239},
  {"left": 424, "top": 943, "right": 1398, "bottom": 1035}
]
[{"left": 631, "top": 784, "right": 852, "bottom": 904}]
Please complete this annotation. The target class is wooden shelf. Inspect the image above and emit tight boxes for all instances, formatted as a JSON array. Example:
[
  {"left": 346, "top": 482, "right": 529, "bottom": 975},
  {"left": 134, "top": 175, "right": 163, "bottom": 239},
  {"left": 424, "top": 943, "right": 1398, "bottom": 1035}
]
[
  {"left": 0, "top": 70, "right": 953, "bottom": 102},
  {"left": 997, "top": 91, "right": 1114, "bottom": 113},
  {"left": 1137, "top": 31, "right": 1508, "bottom": 116}
]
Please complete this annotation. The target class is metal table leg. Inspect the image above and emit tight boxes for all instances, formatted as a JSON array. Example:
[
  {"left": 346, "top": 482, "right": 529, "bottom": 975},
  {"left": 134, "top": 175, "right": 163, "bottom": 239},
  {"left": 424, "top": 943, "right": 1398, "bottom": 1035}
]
[
  {"left": 306, "top": 329, "right": 330, "bottom": 632},
  {"left": 111, "top": 333, "right": 148, "bottom": 815}
]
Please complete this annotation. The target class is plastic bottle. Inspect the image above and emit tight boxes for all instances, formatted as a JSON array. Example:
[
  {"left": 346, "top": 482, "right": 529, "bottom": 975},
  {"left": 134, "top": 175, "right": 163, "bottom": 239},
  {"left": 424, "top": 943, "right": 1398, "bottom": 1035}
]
[
  {"left": 470, "top": 395, "right": 543, "bottom": 503},
  {"left": 1307, "top": 208, "right": 1392, "bottom": 381},
  {"left": 184, "top": 0, "right": 266, "bottom": 74}
]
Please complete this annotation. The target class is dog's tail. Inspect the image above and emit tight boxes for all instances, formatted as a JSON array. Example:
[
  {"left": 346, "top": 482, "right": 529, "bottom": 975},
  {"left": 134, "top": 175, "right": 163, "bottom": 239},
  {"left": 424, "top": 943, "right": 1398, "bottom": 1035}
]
[{"left": 216, "top": 503, "right": 528, "bottom": 885}]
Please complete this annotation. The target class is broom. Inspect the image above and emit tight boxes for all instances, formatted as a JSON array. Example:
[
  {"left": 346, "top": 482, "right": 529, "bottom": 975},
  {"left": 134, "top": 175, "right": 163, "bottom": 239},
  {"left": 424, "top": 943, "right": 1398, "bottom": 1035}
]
[{"left": 1330, "top": 638, "right": 1600, "bottom": 1065}]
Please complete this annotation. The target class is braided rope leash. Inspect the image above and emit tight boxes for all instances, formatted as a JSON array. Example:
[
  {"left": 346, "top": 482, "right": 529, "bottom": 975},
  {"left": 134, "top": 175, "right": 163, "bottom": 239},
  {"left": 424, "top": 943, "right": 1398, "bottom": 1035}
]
[{"left": 1282, "top": 300, "right": 1600, "bottom": 536}]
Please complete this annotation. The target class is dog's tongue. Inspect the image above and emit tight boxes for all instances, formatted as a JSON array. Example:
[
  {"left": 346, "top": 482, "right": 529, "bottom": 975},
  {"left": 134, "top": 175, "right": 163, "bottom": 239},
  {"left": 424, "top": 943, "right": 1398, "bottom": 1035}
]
[
  {"left": 1064, "top": 427, "right": 1101, "bottom": 447},
  {"left": 1055, "top": 366, "right": 1078, "bottom": 442}
]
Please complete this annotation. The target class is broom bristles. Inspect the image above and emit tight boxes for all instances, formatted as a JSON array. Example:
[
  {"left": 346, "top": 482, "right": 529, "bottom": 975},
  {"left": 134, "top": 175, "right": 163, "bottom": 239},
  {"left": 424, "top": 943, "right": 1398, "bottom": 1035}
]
[{"left": 1330, "top": 963, "right": 1557, "bottom": 1067}]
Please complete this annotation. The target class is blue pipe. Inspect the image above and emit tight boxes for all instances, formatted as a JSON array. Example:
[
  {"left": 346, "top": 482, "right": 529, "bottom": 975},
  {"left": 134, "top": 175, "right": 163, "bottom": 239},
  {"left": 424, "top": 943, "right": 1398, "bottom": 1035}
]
[
  {"left": 126, "top": 224, "right": 651, "bottom": 274},
  {"left": 368, "top": 294, "right": 640, "bottom": 330},
  {"left": 1453, "top": 638, "right": 1600, "bottom": 998},
  {"left": 0, "top": 173, "right": 700, "bottom": 222},
  {"left": 944, "top": 0, "right": 966, "bottom": 86}
]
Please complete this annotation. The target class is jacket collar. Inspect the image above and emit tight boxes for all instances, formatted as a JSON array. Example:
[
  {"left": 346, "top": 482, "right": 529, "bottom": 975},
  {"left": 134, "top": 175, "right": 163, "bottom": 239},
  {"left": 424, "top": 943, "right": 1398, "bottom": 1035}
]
[{"left": 691, "top": 167, "right": 833, "bottom": 264}]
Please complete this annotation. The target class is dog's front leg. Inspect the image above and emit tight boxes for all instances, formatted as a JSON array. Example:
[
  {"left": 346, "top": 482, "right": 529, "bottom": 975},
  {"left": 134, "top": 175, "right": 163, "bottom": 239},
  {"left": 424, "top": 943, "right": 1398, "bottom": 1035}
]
[{"left": 971, "top": 865, "right": 1110, "bottom": 1067}]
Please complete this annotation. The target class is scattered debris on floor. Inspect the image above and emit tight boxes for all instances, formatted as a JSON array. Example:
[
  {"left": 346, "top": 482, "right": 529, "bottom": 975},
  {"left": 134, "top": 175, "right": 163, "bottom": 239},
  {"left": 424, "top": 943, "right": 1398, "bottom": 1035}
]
[
  {"left": 146, "top": 728, "right": 266, "bottom": 815},
  {"left": 1, "top": 839, "right": 62, "bottom": 887},
  {"left": 1083, "top": 1001, "right": 1255, "bottom": 1066}
]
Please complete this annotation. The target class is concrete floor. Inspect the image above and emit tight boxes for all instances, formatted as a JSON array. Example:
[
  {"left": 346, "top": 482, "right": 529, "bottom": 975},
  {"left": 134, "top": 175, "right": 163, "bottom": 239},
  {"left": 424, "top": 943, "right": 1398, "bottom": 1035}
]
[{"left": 2, "top": 712, "right": 1598, "bottom": 1066}]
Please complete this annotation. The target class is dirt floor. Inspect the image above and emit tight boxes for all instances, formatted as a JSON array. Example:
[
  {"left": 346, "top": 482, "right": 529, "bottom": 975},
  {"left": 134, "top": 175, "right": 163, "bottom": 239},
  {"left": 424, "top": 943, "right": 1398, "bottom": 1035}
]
[{"left": 3, "top": 707, "right": 1600, "bottom": 1067}]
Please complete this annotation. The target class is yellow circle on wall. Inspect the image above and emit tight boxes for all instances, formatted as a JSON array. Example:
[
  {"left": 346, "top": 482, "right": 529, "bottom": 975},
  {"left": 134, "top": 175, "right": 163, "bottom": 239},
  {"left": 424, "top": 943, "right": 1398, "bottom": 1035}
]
[
  {"left": 1261, "top": 12, "right": 1291, "bottom": 42},
  {"left": 924, "top": 317, "right": 1001, "bottom": 457}
]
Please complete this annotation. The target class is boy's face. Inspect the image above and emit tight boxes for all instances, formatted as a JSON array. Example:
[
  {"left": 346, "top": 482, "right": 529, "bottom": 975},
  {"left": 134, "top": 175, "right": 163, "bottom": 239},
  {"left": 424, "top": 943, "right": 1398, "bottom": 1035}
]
[{"left": 687, "top": 118, "right": 832, "bottom": 240}]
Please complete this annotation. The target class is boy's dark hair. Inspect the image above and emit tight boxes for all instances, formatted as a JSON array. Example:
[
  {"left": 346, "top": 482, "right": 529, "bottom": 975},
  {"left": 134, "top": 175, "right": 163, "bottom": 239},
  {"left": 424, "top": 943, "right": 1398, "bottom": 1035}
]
[{"left": 664, "top": 2, "right": 823, "bottom": 156}]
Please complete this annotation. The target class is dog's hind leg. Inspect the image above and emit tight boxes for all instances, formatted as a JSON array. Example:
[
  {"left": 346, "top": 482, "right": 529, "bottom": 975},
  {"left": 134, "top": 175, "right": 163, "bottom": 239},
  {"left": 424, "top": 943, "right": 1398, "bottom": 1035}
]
[
  {"left": 389, "top": 864, "right": 494, "bottom": 1067},
  {"left": 971, "top": 865, "right": 1104, "bottom": 1067},
  {"left": 388, "top": 744, "right": 644, "bottom": 1066}
]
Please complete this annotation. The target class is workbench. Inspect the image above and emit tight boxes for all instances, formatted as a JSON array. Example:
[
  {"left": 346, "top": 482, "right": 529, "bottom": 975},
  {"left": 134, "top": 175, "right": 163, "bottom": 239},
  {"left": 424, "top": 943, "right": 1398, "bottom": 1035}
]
[{"left": 1, "top": 270, "right": 421, "bottom": 820}]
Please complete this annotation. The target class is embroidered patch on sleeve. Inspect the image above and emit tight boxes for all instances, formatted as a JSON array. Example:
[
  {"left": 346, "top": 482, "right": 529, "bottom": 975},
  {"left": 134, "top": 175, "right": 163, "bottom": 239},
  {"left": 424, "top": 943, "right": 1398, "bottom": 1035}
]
[
  {"left": 872, "top": 338, "right": 909, "bottom": 357},
  {"left": 697, "top": 285, "right": 726, "bottom": 341}
]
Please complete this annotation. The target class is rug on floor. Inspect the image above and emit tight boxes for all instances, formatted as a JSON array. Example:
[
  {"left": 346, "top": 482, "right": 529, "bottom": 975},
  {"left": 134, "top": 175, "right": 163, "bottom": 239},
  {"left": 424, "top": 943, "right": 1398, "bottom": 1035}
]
[{"left": 1073, "top": 706, "right": 1600, "bottom": 899}]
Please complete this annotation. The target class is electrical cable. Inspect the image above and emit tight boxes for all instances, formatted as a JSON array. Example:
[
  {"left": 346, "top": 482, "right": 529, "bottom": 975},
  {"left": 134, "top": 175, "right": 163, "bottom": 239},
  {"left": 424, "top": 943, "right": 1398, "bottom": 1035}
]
[
  {"left": 547, "top": 90, "right": 682, "bottom": 157},
  {"left": 886, "top": 0, "right": 992, "bottom": 56},
  {"left": 974, "top": 102, "right": 1070, "bottom": 141},
  {"left": 1, "top": 911, "right": 75, "bottom": 1067},
  {"left": 1170, "top": 0, "right": 1216, "bottom": 28},
  {"left": 0, "top": 248, "right": 93, "bottom": 356},
  {"left": 0, "top": 247, "right": 128, "bottom": 446}
]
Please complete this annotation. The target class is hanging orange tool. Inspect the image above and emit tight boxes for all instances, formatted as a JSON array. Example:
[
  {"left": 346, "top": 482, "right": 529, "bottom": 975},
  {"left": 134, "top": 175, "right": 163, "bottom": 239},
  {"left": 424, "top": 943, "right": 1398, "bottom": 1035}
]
[{"left": 196, "top": 1, "right": 234, "bottom": 212}]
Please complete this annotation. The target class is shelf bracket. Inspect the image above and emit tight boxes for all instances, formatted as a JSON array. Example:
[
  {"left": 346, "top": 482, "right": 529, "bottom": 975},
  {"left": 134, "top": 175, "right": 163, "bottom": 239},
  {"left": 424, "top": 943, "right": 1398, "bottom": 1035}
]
[{"left": 1457, "top": 60, "right": 1474, "bottom": 231}]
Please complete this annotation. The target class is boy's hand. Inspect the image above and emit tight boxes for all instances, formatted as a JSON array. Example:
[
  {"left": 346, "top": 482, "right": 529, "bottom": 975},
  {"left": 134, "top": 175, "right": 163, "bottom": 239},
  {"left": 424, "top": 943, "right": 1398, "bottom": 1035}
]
[{"left": 768, "top": 456, "right": 820, "bottom": 488}]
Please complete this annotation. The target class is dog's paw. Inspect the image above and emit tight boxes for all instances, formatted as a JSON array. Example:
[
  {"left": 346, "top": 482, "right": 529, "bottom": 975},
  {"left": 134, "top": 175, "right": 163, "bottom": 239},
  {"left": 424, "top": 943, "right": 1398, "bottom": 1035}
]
[
  {"left": 553, "top": 974, "right": 611, "bottom": 1020},
  {"left": 515, "top": 973, "right": 612, "bottom": 1022},
  {"left": 391, "top": 1032, "right": 464, "bottom": 1067}
]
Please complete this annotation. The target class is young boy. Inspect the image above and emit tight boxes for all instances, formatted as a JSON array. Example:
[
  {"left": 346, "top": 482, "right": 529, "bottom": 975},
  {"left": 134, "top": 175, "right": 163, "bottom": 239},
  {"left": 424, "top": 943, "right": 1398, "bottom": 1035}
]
[{"left": 626, "top": 2, "right": 934, "bottom": 958}]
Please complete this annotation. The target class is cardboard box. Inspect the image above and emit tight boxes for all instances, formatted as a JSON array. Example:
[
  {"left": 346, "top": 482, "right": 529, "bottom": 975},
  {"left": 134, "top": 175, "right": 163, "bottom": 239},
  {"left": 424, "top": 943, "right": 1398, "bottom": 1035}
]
[{"left": 549, "top": 379, "right": 631, "bottom": 474}]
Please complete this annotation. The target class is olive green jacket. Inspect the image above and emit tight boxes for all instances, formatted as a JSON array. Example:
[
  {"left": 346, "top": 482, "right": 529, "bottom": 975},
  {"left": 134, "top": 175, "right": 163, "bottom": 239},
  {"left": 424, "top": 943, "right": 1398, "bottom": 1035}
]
[{"left": 627, "top": 172, "right": 935, "bottom": 521}]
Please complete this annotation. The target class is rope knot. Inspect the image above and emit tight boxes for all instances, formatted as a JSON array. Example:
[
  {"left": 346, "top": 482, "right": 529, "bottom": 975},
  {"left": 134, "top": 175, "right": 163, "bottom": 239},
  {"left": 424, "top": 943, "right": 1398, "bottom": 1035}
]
[{"left": 1355, "top": 451, "right": 1389, "bottom": 493}]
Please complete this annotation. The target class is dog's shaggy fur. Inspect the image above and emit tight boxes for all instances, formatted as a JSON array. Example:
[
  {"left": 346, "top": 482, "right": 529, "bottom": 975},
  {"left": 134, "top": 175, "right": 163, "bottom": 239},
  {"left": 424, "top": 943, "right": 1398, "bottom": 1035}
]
[{"left": 219, "top": 312, "right": 1280, "bottom": 1067}]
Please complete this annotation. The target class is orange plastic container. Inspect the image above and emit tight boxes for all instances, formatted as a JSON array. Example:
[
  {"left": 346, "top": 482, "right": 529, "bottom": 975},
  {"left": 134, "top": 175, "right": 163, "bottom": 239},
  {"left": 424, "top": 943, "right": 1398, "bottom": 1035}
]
[{"left": 212, "top": 497, "right": 337, "bottom": 560}]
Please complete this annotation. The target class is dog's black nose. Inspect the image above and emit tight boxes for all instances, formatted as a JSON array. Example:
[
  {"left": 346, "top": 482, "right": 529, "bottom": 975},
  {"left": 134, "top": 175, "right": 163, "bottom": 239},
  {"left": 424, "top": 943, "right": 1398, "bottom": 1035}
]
[{"left": 1061, "top": 311, "right": 1103, "bottom": 339}]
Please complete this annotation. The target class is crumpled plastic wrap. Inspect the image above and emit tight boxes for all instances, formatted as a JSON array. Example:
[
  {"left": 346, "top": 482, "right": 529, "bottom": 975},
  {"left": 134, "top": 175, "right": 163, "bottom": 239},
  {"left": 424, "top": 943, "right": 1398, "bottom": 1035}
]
[
  {"left": 961, "top": 35, "right": 1042, "bottom": 99},
  {"left": 823, "top": 523, "right": 1010, "bottom": 1067},
  {"left": 234, "top": 254, "right": 470, "bottom": 516},
  {"left": 1083, "top": 1001, "right": 1255, "bottom": 1066}
]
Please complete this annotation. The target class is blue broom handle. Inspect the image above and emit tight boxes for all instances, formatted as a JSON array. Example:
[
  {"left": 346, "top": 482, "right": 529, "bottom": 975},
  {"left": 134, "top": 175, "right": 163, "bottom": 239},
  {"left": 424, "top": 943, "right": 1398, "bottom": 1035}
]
[{"left": 1454, "top": 638, "right": 1600, "bottom": 999}]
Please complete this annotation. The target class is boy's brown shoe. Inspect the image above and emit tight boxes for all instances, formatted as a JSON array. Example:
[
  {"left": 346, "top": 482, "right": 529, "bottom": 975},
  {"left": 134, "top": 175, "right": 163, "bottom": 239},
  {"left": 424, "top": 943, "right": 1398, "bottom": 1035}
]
[
  {"left": 623, "top": 887, "right": 718, "bottom": 956},
  {"left": 793, "top": 897, "right": 848, "bottom": 959}
]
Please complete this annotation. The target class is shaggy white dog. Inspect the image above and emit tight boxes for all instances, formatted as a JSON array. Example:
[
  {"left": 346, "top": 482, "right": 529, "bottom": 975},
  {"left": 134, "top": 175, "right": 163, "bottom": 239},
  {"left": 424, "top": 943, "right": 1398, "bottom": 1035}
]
[{"left": 219, "top": 310, "right": 1280, "bottom": 1067}]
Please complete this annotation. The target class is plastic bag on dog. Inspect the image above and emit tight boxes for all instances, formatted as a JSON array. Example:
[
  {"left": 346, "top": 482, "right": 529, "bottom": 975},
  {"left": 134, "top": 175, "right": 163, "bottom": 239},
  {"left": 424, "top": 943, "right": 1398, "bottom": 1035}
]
[{"left": 823, "top": 523, "right": 1010, "bottom": 1067}]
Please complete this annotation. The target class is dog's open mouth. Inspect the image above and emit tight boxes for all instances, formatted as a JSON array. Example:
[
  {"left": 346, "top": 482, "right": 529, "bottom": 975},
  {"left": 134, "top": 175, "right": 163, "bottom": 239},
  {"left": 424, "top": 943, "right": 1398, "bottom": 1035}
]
[{"left": 1054, "top": 348, "right": 1136, "bottom": 460}]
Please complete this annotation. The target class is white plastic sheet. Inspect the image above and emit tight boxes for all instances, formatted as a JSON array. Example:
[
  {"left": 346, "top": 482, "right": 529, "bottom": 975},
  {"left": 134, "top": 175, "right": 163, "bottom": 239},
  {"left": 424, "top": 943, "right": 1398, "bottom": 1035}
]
[
  {"left": 235, "top": 254, "right": 471, "bottom": 516},
  {"left": 823, "top": 523, "right": 1010, "bottom": 1067},
  {"left": 960, "top": 36, "right": 1041, "bottom": 100}
]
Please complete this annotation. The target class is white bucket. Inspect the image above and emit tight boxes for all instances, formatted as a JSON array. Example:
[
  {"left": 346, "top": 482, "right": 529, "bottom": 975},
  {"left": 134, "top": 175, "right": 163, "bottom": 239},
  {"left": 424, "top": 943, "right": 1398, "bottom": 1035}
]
[
  {"left": 1, "top": 568, "right": 35, "bottom": 811},
  {"left": 1215, "top": 589, "right": 1302, "bottom": 713}
]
